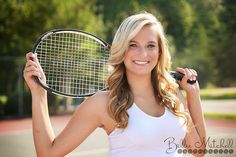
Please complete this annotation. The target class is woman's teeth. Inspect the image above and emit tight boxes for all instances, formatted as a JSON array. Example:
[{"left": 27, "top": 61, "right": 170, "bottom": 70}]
[{"left": 133, "top": 61, "right": 149, "bottom": 65}]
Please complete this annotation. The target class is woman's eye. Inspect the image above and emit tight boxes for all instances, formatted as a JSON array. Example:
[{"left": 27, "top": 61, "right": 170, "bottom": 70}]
[
  {"left": 129, "top": 43, "right": 137, "bottom": 48},
  {"left": 147, "top": 44, "right": 156, "bottom": 49}
]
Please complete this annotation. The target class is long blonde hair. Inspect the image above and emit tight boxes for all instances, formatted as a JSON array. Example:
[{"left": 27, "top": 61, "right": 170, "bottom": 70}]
[{"left": 107, "top": 12, "right": 190, "bottom": 128}]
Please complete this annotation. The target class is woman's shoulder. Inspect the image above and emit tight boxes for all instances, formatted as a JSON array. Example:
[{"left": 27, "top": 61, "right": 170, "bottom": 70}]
[
  {"left": 85, "top": 91, "right": 116, "bottom": 130},
  {"left": 81, "top": 90, "right": 110, "bottom": 114},
  {"left": 89, "top": 90, "right": 110, "bottom": 105}
]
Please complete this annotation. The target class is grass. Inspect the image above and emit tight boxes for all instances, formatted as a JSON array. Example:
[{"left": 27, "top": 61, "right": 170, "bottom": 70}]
[
  {"left": 200, "top": 87, "right": 236, "bottom": 100},
  {"left": 204, "top": 113, "right": 236, "bottom": 120}
]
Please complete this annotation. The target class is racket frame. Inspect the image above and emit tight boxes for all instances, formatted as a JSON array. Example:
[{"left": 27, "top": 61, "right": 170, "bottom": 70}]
[{"left": 32, "top": 29, "right": 110, "bottom": 98}]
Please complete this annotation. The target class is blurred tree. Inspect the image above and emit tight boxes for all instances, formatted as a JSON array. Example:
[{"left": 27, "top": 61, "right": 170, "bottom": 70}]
[
  {"left": 213, "top": 0, "right": 236, "bottom": 86},
  {"left": 155, "top": 0, "right": 195, "bottom": 53},
  {"left": 157, "top": 0, "right": 225, "bottom": 86},
  {"left": 50, "top": 0, "right": 105, "bottom": 37},
  {"left": 186, "top": 0, "right": 225, "bottom": 86},
  {"left": 0, "top": 0, "right": 56, "bottom": 117},
  {"left": 97, "top": 0, "right": 138, "bottom": 43}
]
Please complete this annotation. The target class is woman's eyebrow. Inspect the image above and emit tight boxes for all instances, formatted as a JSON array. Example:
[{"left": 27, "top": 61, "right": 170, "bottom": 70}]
[
  {"left": 129, "top": 40, "right": 157, "bottom": 43},
  {"left": 129, "top": 40, "right": 157, "bottom": 45},
  {"left": 129, "top": 40, "right": 138, "bottom": 43},
  {"left": 148, "top": 41, "right": 157, "bottom": 44}
]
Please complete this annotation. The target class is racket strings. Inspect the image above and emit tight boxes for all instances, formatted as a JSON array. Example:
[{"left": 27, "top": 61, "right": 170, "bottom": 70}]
[{"left": 36, "top": 31, "right": 109, "bottom": 96}]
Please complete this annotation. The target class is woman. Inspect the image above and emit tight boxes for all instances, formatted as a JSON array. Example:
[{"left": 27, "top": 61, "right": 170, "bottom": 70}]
[{"left": 24, "top": 12, "right": 206, "bottom": 157}]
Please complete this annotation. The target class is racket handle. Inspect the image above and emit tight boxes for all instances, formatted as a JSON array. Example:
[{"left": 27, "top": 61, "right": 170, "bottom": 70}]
[{"left": 170, "top": 71, "right": 197, "bottom": 84}]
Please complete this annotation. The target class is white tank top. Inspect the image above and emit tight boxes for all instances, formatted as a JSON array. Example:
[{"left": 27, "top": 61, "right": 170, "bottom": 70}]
[{"left": 108, "top": 103, "right": 186, "bottom": 157}]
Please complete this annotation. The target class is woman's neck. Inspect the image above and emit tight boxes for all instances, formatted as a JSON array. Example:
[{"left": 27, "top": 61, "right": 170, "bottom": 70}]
[{"left": 126, "top": 72, "right": 155, "bottom": 98}]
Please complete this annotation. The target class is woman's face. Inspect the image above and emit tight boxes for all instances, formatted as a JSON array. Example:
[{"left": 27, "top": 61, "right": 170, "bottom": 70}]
[{"left": 124, "top": 24, "right": 160, "bottom": 77}]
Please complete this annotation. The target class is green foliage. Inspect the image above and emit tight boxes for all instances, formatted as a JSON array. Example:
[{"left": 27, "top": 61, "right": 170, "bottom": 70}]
[
  {"left": 213, "top": 0, "right": 236, "bottom": 86},
  {"left": 0, "top": 0, "right": 54, "bottom": 55},
  {"left": 49, "top": 0, "right": 105, "bottom": 37},
  {"left": 156, "top": 0, "right": 195, "bottom": 51},
  {"left": 0, "top": 0, "right": 105, "bottom": 56}
]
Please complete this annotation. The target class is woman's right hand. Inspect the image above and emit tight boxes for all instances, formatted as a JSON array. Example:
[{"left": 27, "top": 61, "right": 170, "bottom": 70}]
[{"left": 23, "top": 52, "right": 46, "bottom": 93}]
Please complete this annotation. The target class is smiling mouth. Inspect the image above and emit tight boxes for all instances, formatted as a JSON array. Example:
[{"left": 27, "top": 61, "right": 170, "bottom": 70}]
[{"left": 133, "top": 60, "right": 149, "bottom": 65}]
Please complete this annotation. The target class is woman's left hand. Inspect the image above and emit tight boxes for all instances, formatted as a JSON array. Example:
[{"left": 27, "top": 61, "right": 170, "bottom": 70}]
[{"left": 176, "top": 67, "right": 200, "bottom": 95}]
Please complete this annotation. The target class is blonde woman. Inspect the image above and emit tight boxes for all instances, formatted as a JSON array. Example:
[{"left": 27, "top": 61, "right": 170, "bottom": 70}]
[{"left": 24, "top": 12, "right": 206, "bottom": 157}]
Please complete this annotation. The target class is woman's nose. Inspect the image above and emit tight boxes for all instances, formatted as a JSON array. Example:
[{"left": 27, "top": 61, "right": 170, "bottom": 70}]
[{"left": 139, "top": 47, "right": 148, "bottom": 57}]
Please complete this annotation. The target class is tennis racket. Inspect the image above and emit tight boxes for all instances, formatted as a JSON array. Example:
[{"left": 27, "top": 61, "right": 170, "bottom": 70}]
[
  {"left": 32, "top": 29, "right": 195, "bottom": 98},
  {"left": 32, "top": 29, "right": 110, "bottom": 97}
]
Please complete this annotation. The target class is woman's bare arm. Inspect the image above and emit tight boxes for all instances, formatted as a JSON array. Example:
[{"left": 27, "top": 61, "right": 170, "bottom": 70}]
[
  {"left": 32, "top": 92, "right": 106, "bottom": 157},
  {"left": 176, "top": 68, "right": 207, "bottom": 157}
]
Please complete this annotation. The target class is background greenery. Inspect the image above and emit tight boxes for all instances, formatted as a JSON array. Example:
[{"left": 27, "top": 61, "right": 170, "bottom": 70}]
[{"left": 0, "top": 0, "right": 235, "bottom": 118}]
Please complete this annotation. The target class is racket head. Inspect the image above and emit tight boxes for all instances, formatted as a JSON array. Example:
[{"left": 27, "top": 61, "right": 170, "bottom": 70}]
[{"left": 32, "top": 29, "right": 110, "bottom": 97}]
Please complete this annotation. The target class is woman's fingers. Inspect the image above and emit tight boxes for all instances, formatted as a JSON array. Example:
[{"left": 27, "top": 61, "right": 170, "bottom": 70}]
[
  {"left": 24, "top": 64, "right": 40, "bottom": 73},
  {"left": 176, "top": 67, "right": 186, "bottom": 75},
  {"left": 26, "top": 52, "right": 35, "bottom": 61},
  {"left": 24, "top": 52, "right": 43, "bottom": 79},
  {"left": 24, "top": 52, "right": 47, "bottom": 92},
  {"left": 176, "top": 67, "right": 197, "bottom": 83},
  {"left": 189, "top": 69, "right": 197, "bottom": 80},
  {"left": 24, "top": 69, "right": 42, "bottom": 78},
  {"left": 25, "top": 60, "right": 39, "bottom": 69},
  {"left": 176, "top": 67, "right": 199, "bottom": 93},
  {"left": 186, "top": 68, "right": 197, "bottom": 81},
  {"left": 24, "top": 62, "right": 41, "bottom": 76}
]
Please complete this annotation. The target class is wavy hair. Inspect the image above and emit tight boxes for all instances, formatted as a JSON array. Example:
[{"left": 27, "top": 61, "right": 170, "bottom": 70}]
[{"left": 107, "top": 12, "right": 190, "bottom": 129}]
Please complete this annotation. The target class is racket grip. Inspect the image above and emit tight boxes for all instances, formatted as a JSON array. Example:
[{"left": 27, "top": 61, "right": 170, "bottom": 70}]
[{"left": 170, "top": 71, "right": 197, "bottom": 84}]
